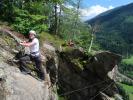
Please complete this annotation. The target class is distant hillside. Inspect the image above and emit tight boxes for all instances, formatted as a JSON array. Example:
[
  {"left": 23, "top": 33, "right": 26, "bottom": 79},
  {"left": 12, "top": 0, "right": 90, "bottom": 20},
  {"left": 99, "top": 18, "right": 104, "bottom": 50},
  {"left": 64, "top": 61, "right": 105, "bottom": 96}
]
[{"left": 87, "top": 3, "right": 133, "bottom": 56}]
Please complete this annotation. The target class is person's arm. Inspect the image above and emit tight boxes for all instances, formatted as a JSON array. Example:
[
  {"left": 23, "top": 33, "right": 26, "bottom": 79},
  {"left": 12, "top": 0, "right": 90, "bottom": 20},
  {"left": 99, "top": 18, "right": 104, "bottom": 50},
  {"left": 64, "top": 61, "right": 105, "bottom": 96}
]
[{"left": 20, "top": 41, "right": 36, "bottom": 47}]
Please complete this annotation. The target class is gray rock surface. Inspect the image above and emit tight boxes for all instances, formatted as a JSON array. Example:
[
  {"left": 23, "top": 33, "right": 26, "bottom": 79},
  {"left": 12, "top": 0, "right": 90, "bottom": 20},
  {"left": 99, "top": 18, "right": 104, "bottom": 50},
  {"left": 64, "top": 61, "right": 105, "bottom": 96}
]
[
  {"left": 0, "top": 62, "right": 48, "bottom": 100},
  {"left": 0, "top": 31, "right": 58, "bottom": 100},
  {"left": 0, "top": 49, "right": 58, "bottom": 100}
]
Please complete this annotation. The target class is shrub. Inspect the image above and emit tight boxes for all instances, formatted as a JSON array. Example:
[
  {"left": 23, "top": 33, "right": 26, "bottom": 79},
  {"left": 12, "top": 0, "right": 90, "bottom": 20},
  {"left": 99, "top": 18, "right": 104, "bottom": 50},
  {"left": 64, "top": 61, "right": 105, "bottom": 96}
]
[{"left": 12, "top": 8, "right": 48, "bottom": 35}]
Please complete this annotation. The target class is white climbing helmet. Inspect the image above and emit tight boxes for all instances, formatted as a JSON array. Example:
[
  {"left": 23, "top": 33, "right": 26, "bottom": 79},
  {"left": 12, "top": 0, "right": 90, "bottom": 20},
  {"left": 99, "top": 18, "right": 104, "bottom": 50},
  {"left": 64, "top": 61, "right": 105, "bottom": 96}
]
[{"left": 29, "top": 30, "right": 36, "bottom": 36}]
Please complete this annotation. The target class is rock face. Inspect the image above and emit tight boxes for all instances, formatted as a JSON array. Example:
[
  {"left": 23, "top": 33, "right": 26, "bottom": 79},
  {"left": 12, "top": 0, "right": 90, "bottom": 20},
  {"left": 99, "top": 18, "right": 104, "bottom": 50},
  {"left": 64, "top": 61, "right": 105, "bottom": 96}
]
[
  {"left": 0, "top": 29, "right": 128, "bottom": 100},
  {"left": 0, "top": 31, "right": 58, "bottom": 100},
  {"left": 58, "top": 49, "right": 123, "bottom": 100},
  {"left": 0, "top": 48, "right": 57, "bottom": 100},
  {"left": 0, "top": 62, "right": 49, "bottom": 100},
  {"left": 0, "top": 47, "right": 58, "bottom": 100}
]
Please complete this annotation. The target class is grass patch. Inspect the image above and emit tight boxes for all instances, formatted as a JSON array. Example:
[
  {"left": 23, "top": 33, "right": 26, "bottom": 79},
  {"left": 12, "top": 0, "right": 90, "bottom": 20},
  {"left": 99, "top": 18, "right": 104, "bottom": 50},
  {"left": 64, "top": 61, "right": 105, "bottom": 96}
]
[
  {"left": 39, "top": 32, "right": 65, "bottom": 48},
  {"left": 71, "top": 58, "right": 84, "bottom": 70},
  {"left": 119, "top": 83, "right": 133, "bottom": 100},
  {"left": 122, "top": 56, "right": 133, "bottom": 65},
  {"left": 120, "top": 56, "right": 133, "bottom": 79},
  {"left": 129, "top": 94, "right": 133, "bottom": 100},
  {"left": 58, "top": 96, "right": 67, "bottom": 100}
]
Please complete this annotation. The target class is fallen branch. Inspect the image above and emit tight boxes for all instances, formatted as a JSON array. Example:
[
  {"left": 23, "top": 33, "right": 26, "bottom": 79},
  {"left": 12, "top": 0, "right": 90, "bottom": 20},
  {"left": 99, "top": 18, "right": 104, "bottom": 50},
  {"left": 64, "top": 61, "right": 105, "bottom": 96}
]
[
  {"left": 0, "top": 28, "right": 22, "bottom": 44},
  {"left": 0, "top": 28, "right": 24, "bottom": 52}
]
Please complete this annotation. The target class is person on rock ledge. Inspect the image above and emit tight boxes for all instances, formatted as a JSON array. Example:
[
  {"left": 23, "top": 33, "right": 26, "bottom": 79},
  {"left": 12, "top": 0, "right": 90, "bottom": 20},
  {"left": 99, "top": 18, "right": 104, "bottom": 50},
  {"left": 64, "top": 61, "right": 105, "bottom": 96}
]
[{"left": 19, "top": 30, "right": 45, "bottom": 81}]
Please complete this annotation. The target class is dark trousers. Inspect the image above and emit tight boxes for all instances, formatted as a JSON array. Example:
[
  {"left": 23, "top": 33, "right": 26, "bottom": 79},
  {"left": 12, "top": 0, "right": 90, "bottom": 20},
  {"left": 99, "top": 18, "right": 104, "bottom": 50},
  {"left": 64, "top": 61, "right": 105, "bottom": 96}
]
[{"left": 19, "top": 55, "right": 45, "bottom": 80}]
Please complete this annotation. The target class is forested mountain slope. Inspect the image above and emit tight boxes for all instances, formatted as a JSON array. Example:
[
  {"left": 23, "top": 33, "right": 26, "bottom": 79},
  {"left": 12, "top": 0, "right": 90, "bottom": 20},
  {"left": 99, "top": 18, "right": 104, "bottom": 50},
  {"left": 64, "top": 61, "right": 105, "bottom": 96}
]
[{"left": 87, "top": 3, "right": 133, "bottom": 56}]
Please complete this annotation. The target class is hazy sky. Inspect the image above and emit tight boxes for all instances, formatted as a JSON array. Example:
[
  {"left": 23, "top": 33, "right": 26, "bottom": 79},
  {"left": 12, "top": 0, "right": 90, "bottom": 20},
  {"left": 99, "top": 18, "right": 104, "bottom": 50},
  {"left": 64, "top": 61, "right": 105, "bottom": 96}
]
[
  {"left": 79, "top": 0, "right": 133, "bottom": 20},
  {"left": 82, "top": 0, "right": 133, "bottom": 8}
]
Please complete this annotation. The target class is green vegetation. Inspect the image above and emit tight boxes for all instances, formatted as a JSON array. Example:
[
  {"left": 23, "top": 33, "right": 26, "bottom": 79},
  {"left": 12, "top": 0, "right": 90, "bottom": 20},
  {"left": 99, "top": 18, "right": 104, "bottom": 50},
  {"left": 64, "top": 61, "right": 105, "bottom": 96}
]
[
  {"left": 0, "top": 0, "right": 49, "bottom": 35},
  {"left": 58, "top": 96, "right": 67, "bottom": 100},
  {"left": 71, "top": 58, "right": 84, "bottom": 70},
  {"left": 39, "top": 32, "right": 65, "bottom": 48},
  {"left": 122, "top": 56, "right": 133, "bottom": 65},
  {"left": 87, "top": 3, "right": 133, "bottom": 100},
  {"left": 120, "top": 56, "right": 133, "bottom": 79},
  {"left": 1, "top": 1, "right": 133, "bottom": 100},
  {"left": 87, "top": 3, "right": 133, "bottom": 56},
  {"left": 118, "top": 83, "right": 133, "bottom": 100},
  {"left": 0, "top": 0, "right": 99, "bottom": 54},
  {"left": 118, "top": 56, "right": 133, "bottom": 99},
  {"left": 12, "top": 8, "right": 48, "bottom": 35}
]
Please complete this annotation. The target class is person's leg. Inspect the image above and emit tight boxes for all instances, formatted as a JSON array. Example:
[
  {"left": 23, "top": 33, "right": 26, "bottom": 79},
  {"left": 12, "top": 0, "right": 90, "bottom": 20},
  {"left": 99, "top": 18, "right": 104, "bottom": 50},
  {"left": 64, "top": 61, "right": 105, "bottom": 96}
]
[
  {"left": 19, "top": 55, "right": 31, "bottom": 73},
  {"left": 34, "top": 56, "right": 45, "bottom": 80}
]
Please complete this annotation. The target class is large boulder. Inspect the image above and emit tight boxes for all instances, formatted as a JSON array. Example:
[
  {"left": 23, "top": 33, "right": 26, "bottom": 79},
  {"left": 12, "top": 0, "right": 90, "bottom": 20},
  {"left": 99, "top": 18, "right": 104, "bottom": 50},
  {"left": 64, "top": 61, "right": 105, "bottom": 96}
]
[
  {"left": 0, "top": 48, "right": 57, "bottom": 100},
  {"left": 85, "top": 51, "right": 122, "bottom": 79},
  {"left": 58, "top": 49, "right": 122, "bottom": 100},
  {"left": 0, "top": 62, "right": 49, "bottom": 100}
]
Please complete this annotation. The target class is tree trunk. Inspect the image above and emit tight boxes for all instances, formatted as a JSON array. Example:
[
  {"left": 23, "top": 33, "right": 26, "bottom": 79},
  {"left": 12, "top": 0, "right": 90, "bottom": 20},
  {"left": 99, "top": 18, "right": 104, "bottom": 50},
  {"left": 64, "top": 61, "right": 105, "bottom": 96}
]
[
  {"left": 58, "top": 4, "right": 62, "bottom": 35},
  {"left": 54, "top": 3, "right": 58, "bottom": 35},
  {"left": 89, "top": 33, "right": 94, "bottom": 52}
]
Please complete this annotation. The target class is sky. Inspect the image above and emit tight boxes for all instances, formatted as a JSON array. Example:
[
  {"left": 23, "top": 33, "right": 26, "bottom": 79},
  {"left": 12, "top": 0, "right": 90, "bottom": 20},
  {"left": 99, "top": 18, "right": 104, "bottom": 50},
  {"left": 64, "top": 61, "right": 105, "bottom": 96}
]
[{"left": 79, "top": 0, "right": 133, "bottom": 21}]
